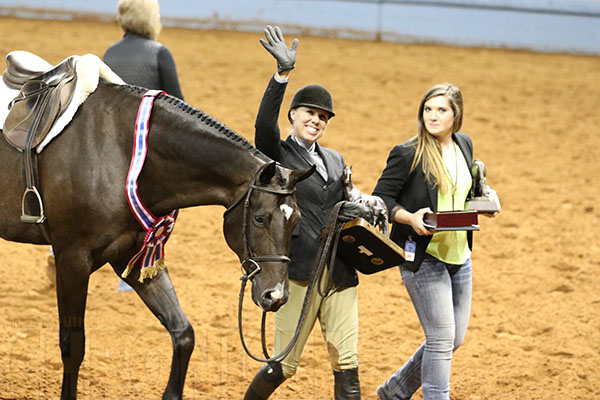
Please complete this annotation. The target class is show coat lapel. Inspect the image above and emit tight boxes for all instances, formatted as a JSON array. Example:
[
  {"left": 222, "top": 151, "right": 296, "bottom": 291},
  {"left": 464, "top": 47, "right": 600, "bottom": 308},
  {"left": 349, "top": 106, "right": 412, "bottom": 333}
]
[
  {"left": 294, "top": 139, "right": 313, "bottom": 166},
  {"left": 454, "top": 133, "right": 473, "bottom": 169},
  {"left": 287, "top": 137, "right": 327, "bottom": 182}
]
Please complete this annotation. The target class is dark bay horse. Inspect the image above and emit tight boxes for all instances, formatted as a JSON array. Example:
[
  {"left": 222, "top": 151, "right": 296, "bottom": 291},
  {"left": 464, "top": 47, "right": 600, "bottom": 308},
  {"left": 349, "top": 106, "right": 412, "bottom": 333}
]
[{"left": 0, "top": 80, "right": 311, "bottom": 399}]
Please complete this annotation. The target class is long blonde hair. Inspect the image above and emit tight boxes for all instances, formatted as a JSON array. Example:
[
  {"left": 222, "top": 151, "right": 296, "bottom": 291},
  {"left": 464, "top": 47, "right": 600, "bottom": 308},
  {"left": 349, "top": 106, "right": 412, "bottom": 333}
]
[
  {"left": 117, "top": 0, "right": 162, "bottom": 40},
  {"left": 410, "top": 83, "right": 464, "bottom": 194}
]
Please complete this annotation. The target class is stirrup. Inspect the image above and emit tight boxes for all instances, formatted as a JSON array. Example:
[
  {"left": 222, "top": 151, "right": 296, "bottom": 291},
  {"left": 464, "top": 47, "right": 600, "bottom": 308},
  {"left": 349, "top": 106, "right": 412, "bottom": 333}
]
[{"left": 21, "top": 186, "right": 46, "bottom": 224}]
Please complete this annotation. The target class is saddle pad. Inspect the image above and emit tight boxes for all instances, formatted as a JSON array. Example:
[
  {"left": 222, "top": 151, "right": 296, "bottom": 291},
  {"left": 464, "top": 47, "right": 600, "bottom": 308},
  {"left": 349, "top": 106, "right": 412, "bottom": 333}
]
[
  {"left": 337, "top": 218, "right": 405, "bottom": 274},
  {"left": 0, "top": 53, "right": 124, "bottom": 152}
]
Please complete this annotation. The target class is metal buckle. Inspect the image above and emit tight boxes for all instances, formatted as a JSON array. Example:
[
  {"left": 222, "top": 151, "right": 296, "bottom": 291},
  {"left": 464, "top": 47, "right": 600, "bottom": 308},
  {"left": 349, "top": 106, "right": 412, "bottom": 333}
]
[{"left": 242, "top": 259, "right": 262, "bottom": 281}]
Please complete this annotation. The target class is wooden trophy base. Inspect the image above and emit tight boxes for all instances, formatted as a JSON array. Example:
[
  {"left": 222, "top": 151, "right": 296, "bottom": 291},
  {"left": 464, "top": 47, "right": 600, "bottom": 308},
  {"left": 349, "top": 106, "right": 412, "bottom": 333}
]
[{"left": 423, "top": 211, "right": 480, "bottom": 231}]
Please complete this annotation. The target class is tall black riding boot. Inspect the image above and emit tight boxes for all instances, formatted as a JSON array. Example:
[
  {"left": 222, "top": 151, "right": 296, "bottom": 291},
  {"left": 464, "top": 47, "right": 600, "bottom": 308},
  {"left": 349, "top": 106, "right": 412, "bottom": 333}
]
[
  {"left": 334, "top": 368, "right": 361, "bottom": 399},
  {"left": 243, "top": 362, "right": 286, "bottom": 400}
]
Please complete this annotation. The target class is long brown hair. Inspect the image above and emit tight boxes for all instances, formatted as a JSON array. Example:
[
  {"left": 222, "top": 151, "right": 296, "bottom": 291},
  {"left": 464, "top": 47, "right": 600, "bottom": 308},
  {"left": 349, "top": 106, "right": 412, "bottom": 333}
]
[{"left": 410, "top": 83, "right": 464, "bottom": 194}]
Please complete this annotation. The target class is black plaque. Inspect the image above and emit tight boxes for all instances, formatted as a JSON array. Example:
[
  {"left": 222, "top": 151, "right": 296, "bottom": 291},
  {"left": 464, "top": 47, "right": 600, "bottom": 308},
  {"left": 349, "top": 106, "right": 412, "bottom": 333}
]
[{"left": 338, "top": 218, "right": 405, "bottom": 274}]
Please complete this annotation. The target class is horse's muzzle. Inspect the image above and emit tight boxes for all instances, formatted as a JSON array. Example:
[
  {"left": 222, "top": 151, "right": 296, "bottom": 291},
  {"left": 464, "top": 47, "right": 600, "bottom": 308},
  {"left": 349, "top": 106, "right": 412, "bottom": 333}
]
[{"left": 253, "top": 281, "right": 289, "bottom": 312}]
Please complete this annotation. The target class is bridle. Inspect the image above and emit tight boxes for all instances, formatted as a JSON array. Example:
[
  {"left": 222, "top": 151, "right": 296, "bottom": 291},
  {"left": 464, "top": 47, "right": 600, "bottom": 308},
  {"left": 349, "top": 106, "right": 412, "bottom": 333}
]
[
  {"left": 242, "top": 201, "right": 345, "bottom": 364},
  {"left": 223, "top": 162, "right": 302, "bottom": 363},
  {"left": 223, "top": 163, "right": 296, "bottom": 277},
  {"left": 226, "top": 164, "right": 345, "bottom": 363}
]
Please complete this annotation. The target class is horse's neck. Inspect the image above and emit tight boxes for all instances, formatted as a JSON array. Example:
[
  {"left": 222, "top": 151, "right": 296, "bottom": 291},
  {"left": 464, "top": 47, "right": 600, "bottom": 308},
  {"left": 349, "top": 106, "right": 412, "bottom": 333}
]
[
  {"left": 129, "top": 90, "right": 266, "bottom": 213},
  {"left": 149, "top": 138, "right": 263, "bottom": 210}
]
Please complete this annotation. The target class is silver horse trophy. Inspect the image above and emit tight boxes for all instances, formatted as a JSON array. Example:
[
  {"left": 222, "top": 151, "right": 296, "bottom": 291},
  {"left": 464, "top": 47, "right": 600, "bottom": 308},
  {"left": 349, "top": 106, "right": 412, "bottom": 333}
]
[{"left": 466, "top": 160, "right": 499, "bottom": 213}]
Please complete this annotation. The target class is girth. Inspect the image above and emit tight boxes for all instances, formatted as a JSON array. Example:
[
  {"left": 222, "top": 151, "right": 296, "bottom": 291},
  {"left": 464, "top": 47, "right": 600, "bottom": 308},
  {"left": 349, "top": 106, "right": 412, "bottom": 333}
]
[{"left": 1, "top": 51, "right": 78, "bottom": 224}]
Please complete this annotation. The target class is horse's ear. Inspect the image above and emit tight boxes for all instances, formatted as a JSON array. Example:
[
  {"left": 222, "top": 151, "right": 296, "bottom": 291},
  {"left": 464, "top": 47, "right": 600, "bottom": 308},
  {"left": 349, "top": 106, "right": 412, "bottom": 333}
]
[
  {"left": 258, "top": 161, "right": 277, "bottom": 185},
  {"left": 290, "top": 165, "right": 315, "bottom": 185}
]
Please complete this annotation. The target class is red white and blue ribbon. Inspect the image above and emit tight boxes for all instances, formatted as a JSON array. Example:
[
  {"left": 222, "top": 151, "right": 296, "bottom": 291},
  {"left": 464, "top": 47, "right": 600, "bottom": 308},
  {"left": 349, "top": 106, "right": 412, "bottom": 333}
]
[{"left": 122, "top": 89, "right": 177, "bottom": 282}]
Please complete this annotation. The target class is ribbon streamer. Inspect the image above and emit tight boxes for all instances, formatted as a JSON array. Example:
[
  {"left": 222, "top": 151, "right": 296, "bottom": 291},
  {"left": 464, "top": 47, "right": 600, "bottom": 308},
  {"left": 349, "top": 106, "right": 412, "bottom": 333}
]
[{"left": 122, "top": 89, "right": 177, "bottom": 282}]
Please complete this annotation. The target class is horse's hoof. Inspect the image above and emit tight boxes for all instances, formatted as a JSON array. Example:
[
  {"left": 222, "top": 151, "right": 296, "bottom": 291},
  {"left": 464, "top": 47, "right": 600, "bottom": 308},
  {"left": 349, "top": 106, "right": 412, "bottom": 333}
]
[{"left": 46, "top": 253, "right": 56, "bottom": 286}]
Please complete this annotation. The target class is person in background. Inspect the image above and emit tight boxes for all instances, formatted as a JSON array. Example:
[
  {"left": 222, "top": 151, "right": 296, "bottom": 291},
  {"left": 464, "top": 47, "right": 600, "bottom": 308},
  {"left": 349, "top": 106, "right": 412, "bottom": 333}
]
[
  {"left": 372, "top": 83, "right": 500, "bottom": 400},
  {"left": 103, "top": 0, "right": 184, "bottom": 99},
  {"left": 243, "top": 26, "right": 385, "bottom": 400}
]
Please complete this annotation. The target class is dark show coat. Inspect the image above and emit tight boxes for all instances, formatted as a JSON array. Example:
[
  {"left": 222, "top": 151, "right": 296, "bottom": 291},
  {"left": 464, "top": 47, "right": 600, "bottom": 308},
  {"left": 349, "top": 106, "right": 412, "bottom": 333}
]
[
  {"left": 255, "top": 76, "right": 358, "bottom": 287},
  {"left": 373, "top": 132, "right": 474, "bottom": 272}
]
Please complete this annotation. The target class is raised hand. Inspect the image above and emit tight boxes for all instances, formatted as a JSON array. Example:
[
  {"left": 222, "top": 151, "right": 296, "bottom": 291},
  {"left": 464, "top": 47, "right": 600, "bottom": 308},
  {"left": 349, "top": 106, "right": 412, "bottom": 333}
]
[{"left": 259, "top": 25, "right": 299, "bottom": 73}]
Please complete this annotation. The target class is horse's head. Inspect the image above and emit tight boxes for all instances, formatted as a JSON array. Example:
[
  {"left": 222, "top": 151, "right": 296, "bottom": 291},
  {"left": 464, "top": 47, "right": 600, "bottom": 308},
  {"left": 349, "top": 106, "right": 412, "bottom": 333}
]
[{"left": 223, "top": 161, "right": 314, "bottom": 312}]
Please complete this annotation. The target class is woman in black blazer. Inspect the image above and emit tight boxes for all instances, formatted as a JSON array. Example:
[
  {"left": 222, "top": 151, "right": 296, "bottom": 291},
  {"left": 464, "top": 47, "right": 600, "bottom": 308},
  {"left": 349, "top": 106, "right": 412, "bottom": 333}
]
[
  {"left": 373, "top": 84, "right": 499, "bottom": 400},
  {"left": 244, "top": 26, "right": 378, "bottom": 400}
]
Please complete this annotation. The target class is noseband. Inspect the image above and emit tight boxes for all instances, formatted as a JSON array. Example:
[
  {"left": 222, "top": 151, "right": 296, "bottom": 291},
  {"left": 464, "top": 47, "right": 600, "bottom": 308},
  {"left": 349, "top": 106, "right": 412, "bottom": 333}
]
[{"left": 224, "top": 163, "right": 295, "bottom": 281}]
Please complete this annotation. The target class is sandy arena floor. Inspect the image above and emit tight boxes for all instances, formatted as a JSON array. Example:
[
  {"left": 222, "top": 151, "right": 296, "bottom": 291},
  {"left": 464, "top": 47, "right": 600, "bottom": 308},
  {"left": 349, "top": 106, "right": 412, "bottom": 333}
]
[{"left": 0, "top": 16, "right": 598, "bottom": 400}]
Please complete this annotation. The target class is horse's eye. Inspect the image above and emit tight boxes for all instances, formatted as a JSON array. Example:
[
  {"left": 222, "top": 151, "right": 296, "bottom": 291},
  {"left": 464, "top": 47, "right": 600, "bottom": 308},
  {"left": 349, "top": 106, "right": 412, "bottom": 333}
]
[{"left": 254, "top": 215, "right": 266, "bottom": 225}]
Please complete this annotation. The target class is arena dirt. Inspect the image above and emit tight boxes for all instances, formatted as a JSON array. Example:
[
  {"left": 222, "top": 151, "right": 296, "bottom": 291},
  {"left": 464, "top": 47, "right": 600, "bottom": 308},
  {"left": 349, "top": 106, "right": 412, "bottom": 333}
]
[{"left": 0, "top": 16, "right": 598, "bottom": 400}]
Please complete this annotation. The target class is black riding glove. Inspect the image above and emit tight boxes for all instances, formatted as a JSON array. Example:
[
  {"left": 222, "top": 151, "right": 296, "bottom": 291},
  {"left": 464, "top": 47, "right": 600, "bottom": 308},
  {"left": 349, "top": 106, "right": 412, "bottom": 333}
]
[
  {"left": 337, "top": 201, "right": 374, "bottom": 223},
  {"left": 259, "top": 25, "right": 298, "bottom": 74}
]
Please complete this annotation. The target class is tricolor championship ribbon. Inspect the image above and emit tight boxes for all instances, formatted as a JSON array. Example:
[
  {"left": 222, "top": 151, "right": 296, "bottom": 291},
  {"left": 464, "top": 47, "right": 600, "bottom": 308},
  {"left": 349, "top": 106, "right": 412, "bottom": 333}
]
[{"left": 122, "top": 89, "right": 177, "bottom": 282}]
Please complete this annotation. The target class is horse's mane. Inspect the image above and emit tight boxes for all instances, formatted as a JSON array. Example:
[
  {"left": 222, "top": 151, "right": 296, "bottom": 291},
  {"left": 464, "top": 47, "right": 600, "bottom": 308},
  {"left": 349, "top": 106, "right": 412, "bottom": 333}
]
[{"left": 119, "top": 83, "right": 261, "bottom": 156}]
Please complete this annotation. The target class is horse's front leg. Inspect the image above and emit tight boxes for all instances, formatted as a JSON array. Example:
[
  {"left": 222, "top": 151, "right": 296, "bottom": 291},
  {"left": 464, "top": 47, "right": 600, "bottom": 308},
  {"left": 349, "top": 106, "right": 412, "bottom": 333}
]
[
  {"left": 112, "top": 263, "right": 195, "bottom": 400},
  {"left": 54, "top": 248, "right": 92, "bottom": 400}
]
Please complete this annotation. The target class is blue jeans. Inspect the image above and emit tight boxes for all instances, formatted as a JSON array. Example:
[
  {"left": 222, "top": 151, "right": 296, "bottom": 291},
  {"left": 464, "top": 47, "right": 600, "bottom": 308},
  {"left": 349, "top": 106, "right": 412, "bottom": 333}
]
[{"left": 378, "top": 255, "right": 472, "bottom": 400}]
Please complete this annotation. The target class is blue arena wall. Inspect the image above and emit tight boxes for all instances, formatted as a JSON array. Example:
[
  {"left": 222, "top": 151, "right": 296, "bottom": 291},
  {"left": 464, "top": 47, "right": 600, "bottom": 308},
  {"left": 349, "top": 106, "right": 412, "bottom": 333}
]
[{"left": 0, "top": 0, "right": 598, "bottom": 55}]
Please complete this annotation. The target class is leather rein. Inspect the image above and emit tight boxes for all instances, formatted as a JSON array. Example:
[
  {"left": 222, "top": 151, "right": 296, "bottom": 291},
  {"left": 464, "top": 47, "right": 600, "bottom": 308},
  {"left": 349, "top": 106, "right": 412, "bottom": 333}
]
[
  {"left": 224, "top": 163, "right": 295, "bottom": 363},
  {"left": 230, "top": 172, "right": 345, "bottom": 363}
]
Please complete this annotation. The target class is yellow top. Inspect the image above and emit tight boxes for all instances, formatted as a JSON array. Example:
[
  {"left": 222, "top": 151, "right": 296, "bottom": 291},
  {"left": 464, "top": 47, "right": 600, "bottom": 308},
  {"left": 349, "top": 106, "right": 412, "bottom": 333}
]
[{"left": 426, "top": 143, "right": 472, "bottom": 265}]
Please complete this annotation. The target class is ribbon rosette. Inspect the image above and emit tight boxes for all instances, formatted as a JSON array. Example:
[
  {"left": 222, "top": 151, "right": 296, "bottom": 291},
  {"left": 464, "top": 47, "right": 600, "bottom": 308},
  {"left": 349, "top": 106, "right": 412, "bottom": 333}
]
[{"left": 122, "top": 211, "right": 177, "bottom": 282}]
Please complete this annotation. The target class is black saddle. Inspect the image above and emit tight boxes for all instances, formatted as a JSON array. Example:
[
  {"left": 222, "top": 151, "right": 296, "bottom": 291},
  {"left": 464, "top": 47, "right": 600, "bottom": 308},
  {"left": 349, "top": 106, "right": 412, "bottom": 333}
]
[
  {"left": 1, "top": 51, "right": 79, "bottom": 224},
  {"left": 3, "top": 51, "right": 78, "bottom": 151},
  {"left": 3, "top": 50, "right": 53, "bottom": 89}
]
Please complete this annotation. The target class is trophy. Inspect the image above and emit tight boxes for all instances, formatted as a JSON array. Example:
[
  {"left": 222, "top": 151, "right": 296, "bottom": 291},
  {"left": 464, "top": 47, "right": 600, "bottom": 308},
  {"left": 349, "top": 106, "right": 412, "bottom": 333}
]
[{"left": 466, "top": 160, "right": 499, "bottom": 214}]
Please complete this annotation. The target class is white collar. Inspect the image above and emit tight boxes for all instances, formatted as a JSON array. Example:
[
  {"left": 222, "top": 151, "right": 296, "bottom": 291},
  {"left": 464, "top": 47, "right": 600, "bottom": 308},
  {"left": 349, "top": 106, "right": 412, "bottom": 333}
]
[{"left": 291, "top": 134, "right": 317, "bottom": 154}]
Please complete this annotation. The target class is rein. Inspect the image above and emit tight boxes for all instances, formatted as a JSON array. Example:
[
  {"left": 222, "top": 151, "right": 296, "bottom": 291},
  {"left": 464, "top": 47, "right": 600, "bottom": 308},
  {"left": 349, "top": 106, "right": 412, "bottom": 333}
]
[
  {"left": 224, "top": 162, "right": 298, "bottom": 363},
  {"left": 236, "top": 200, "right": 346, "bottom": 363}
]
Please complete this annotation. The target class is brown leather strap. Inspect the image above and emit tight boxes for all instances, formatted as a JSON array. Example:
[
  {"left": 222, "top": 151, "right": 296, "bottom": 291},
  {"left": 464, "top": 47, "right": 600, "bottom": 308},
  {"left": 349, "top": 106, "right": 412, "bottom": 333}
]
[{"left": 18, "top": 91, "right": 51, "bottom": 224}]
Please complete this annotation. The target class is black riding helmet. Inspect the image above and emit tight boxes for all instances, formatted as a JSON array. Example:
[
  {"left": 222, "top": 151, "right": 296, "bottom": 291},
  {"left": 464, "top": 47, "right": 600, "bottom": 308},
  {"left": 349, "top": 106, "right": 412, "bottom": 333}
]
[{"left": 287, "top": 84, "right": 335, "bottom": 123}]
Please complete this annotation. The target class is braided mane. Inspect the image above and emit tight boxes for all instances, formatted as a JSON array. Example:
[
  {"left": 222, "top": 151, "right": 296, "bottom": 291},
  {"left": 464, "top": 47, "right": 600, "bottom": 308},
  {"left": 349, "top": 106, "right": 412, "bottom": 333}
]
[{"left": 122, "top": 84, "right": 258, "bottom": 153}]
